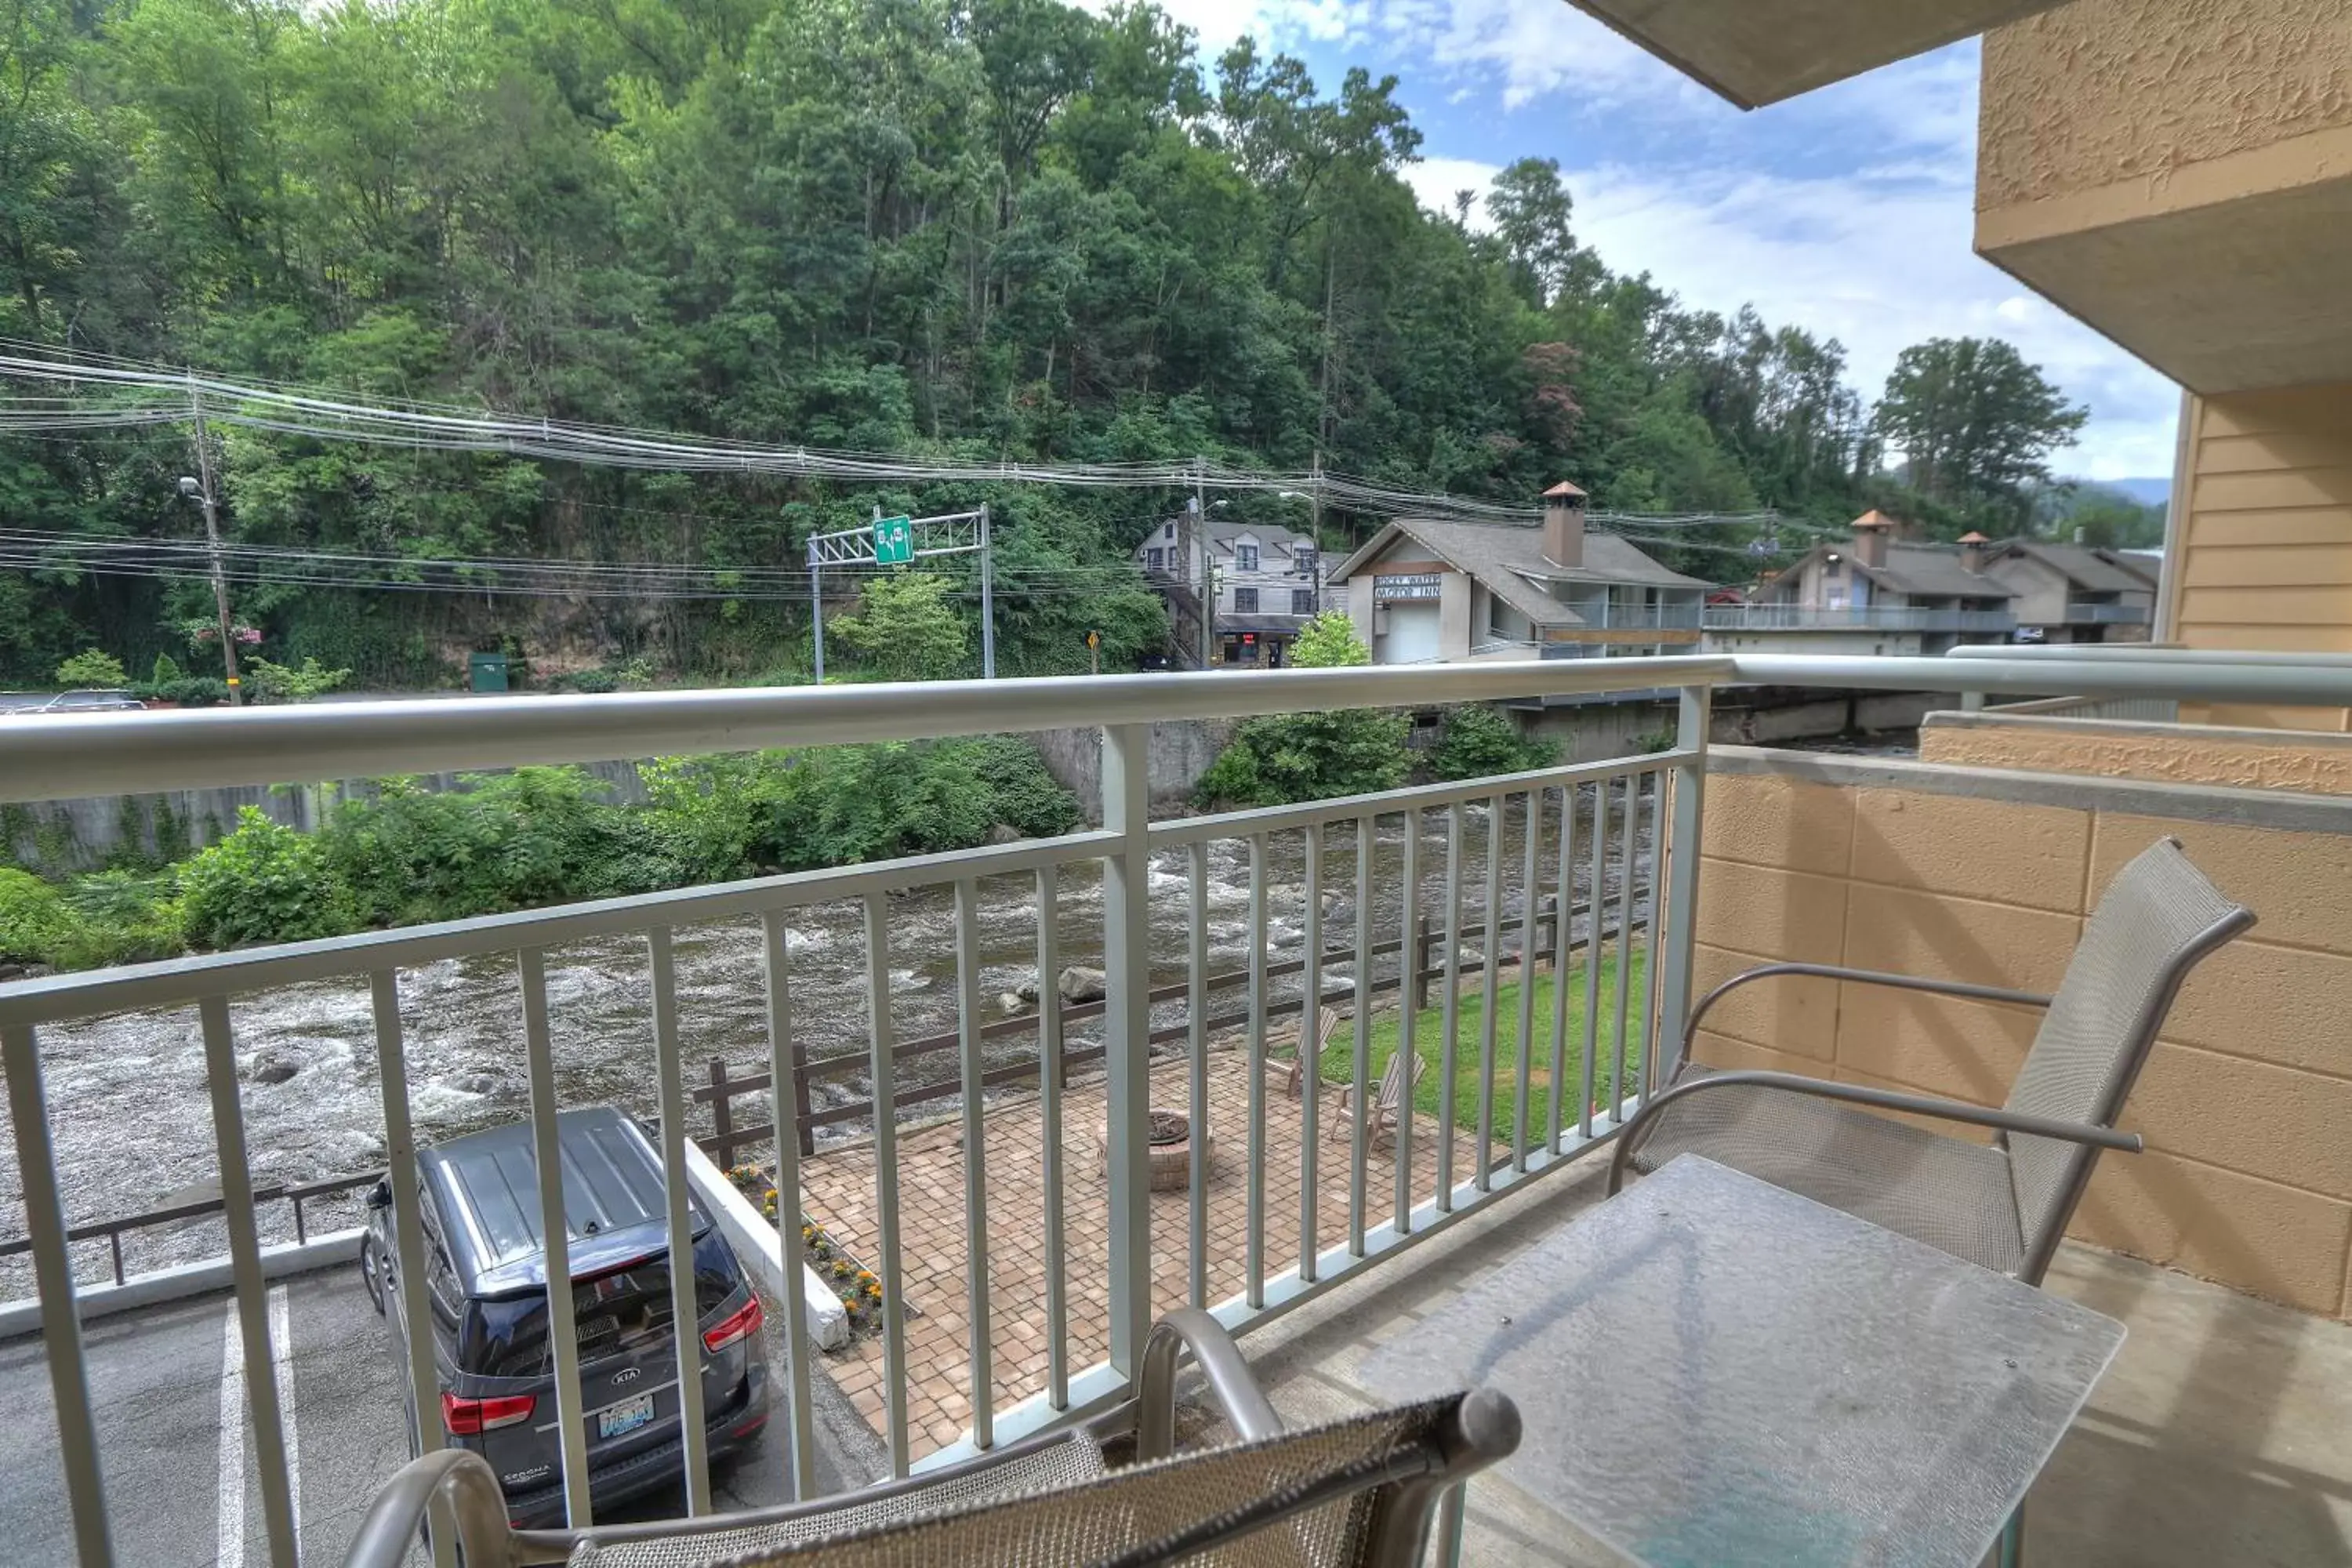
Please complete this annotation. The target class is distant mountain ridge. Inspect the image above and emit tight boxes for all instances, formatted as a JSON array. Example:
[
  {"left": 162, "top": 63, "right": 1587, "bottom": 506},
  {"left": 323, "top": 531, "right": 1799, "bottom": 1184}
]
[{"left": 2083, "top": 476, "right": 2170, "bottom": 507}]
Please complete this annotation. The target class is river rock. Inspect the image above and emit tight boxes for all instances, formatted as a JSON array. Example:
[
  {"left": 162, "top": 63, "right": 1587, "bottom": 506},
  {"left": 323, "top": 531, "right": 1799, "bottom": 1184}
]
[
  {"left": 1058, "top": 966, "right": 1109, "bottom": 1004},
  {"left": 249, "top": 1049, "right": 301, "bottom": 1086},
  {"left": 986, "top": 822, "right": 1024, "bottom": 845},
  {"left": 457, "top": 1073, "right": 500, "bottom": 1095},
  {"left": 999, "top": 991, "right": 1031, "bottom": 1015}
]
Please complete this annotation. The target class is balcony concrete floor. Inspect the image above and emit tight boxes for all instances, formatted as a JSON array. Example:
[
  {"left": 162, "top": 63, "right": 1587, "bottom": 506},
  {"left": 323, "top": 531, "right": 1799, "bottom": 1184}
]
[{"left": 1229, "top": 1160, "right": 2352, "bottom": 1567}]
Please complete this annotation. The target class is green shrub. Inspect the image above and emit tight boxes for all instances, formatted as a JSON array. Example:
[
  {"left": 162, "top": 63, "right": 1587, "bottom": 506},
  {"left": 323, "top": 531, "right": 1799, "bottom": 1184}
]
[
  {"left": 1427, "top": 706, "right": 1561, "bottom": 782},
  {"left": 156, "top": 677, "right": 231, "bottom": 706},
  {"left": 244, "top": 655, "right": 353, "bottom": 703},
  {"left": 55, "top": 649, "right": 129, "bottom": 688},
  {"left": 1194, "top": 612, "right": 1411, "bottom": 807},
  {"left": 53, "top": 870, "right": 186, "bottom": 967},
  {"left": 151, "top": 653, "right": 184, "bottom": 686},
  {"left": 323, "top": 768, "right": 626, "bottom": 926},
  {"left": 180, "top": 808, "right": 351, "bottom": 949},
  {"left": 0, "top": 868, "right": 73, "bottom": 963},
  {"left": 942, "top": 736, "right": 1083, "bottom": 837}
]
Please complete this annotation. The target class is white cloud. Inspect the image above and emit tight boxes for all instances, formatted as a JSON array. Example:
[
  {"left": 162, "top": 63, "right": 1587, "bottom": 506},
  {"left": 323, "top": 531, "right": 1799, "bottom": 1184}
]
[{"left": 1400, "top": 155, "right": 1501, "bottom": 226}]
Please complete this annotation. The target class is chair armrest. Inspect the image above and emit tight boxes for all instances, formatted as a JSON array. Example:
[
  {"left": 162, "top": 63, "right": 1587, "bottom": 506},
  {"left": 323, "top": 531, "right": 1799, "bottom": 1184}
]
[
  {"left": 1683, "top": 962, "right": 2051, "bottom": 1058},
  {"left": 1607, "top": 1069, "right": 2141, "bottom": 1196},
  {"left": 342, "top": 1448, "right": 518, "bottom": 1568},
  {"left": 1135, "top": 1307, "right": 1284, "bottom": 1461}
]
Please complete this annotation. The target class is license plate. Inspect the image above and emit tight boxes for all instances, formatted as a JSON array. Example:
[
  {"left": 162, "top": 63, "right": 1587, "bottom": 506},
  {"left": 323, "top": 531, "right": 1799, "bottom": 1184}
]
[{"left": 596, "top": 1393, "right": 655, "bottom": 1439}]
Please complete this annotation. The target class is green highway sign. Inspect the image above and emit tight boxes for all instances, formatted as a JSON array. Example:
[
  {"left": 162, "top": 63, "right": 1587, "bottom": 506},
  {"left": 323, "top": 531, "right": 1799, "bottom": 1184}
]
[{"left": 873, "top": 514, "right": 914, "bottom": 564}]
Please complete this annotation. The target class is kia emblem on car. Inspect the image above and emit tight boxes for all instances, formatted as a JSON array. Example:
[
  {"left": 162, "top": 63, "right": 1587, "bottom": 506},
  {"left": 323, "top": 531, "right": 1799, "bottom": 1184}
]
[{"left": 612, "top": 1367, "right": 640, "bottom": 1385}]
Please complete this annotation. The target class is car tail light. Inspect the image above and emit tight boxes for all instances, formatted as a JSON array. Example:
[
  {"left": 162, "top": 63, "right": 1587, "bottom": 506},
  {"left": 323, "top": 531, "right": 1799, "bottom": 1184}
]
[
  {"left": 442, "top": 1391, "right": 536, "bottom": 1435},
  {"left": 702, "top": 1295, "right": 763, "bottom": 1353}
]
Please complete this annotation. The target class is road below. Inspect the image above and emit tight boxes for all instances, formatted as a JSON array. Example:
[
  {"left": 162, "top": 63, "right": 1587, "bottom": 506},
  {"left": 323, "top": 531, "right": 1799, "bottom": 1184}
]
[{"left": 0, "top": 1261, "right": 873, "bottom": 1565}]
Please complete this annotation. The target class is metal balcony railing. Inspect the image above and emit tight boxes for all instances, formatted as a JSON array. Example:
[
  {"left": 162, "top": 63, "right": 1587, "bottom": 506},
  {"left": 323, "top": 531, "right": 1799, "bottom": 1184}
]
[
  {"left": 7, "top": 650, "right": 2350, "bottom": 1568},
  {"left": 1704, "top": 604, "right": 2016, "bottom": 633},
  {"left": 2063, "top": 601, "right": 2151, "bottom": 625}
]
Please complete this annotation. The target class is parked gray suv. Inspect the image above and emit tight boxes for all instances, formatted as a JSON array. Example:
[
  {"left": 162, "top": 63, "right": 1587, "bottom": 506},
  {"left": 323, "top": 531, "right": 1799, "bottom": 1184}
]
[{"left": 359, "top": 1106, "right": 771, "bottom": 1526}]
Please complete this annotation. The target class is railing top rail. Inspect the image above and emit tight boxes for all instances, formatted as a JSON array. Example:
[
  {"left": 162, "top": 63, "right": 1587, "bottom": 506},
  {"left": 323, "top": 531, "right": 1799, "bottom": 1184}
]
[
  {"left": 0, "top": 656, "right": 1735, "bottom": 806},
  {"left": 1943, "top": 643, "right": 2352, "bottom": 666},
  {"left": 1730, "top": 652, "right": 2352, "bottom": 706}
]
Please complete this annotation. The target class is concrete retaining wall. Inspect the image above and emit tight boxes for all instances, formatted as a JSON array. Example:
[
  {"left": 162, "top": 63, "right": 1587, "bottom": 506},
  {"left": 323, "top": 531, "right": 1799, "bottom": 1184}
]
[
  {"left": 1032, "top": 719, "right": 1236, "bottom": 822},
  {"left": 0, "top": 1230, "right": 363, "bottom": 1341},
  {"left": 6, "top": 759, "right": 648, "bottom": 873}
]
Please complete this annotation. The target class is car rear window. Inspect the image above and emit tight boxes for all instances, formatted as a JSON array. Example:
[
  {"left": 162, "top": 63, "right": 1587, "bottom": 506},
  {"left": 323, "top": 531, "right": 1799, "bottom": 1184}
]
[{"left": 462, "top": 1232, "right": 743, "bottom": 1378}]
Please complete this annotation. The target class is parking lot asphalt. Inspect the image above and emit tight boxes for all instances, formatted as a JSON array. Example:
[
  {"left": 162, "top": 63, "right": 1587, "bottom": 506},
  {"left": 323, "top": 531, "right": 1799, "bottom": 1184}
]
[{"left": 0, "top": 1262, "right": 860, "bottom": 1566}]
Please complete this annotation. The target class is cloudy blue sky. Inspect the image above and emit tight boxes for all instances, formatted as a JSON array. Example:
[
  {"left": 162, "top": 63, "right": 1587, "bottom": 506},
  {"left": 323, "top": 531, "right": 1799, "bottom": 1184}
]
[{"left": 1134, "top": 0, "right": 2181, "bottom": 483}]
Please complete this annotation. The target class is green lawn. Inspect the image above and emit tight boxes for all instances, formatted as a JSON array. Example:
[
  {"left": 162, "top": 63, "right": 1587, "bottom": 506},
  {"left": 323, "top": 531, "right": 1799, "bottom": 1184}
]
[{"left": 1301, "top": 946, "right": 1649, "bottom": 1137}]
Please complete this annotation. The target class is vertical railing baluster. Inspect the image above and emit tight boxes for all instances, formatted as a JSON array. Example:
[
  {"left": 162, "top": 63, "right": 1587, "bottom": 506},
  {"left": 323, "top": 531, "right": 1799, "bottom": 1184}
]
[
  {"left": 1655, "top": 684, "right": 1715, "bottom": 1087},
  {"left": 1475, "top": 795, "right": 1504, "bottom": 1191},
  {"left": 758, "top": 911, "right": 818, "bottom": 1500},
  {"left": 1100, "top": 724, "right": 1154, "bottom": 1377},
  {"left": 648, "top": 927, "right": 713, "bottom": 1515},
  {"left": 1298, "top": 822, "right": 1323, "bottom": 1280},
  {"left": 2, "top": 1022, "right": 113, "bottom": 1568},
  {"left": 1581, "top": 781, "right": 1607, "bottom": 1141},
  {"left": 1245, "top": 836, "right": 1269, "bottom": 1310},
  {"left": 1548, "top": 785, "right": 1576, "bottom": 1156},
  {"left": 368, "top": 973, "right": 453, "bottom": 1568},
  {"left": 1639, "top": 770, "right": 1668, "bottom": 1108},
  {"left": 1348, "top": 815, "right": 1374, "bottom": 1256},
  {"left": 953, "top": 880, "right": 995, "bottom": 1451},
  {"left": 1187, "top": 844, "right": 1210, "bottom": 1309},
  {"left": 521, "top": 949, "right": 593, "bottom": 1526},
  {"left": 864, "top": 893, "right": 911, "bottom": 1475},
  {"left": 1513, "top": 791, "right": 1540, "bottom": 1173},
  {"left": 1436, "top": 805, "right": 1464, "bottom": 1210},
  {"left": 1394, "top": 808, "right": 1421, "bottom": 1234},
  {"left": 1611, "top": 773, "right": 1638, "bottom": 1119},
  {"left": 1034, "top": 868, "right": 1069, "bottom": 1411},
  {"left": 198, "top": 994, "right": 299, "bottom": 1566}
]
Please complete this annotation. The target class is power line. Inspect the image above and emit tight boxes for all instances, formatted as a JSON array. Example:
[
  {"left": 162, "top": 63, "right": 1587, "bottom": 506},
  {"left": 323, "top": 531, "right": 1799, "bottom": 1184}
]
[{"left": 0, "top": 350, "right": 1784, "bottom": 535}]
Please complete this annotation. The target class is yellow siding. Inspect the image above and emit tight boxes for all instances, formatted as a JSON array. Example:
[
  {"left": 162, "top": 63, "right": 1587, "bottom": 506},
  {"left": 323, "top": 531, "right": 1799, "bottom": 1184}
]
[{"left": 2173, "top": 384, "right": 2352, "bottom": 729}]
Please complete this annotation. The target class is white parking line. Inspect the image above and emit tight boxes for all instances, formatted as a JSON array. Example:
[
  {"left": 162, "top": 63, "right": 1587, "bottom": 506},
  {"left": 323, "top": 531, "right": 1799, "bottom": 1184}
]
[
  {"left": 216, "top": 1287, "right": 306, "bottom": 1566},
  {"left": 216, "top": 1303, "right": 244, "bottom": 1566},
  {"left": 270, "top": 1283, "right": 303, "bottom": 1554}
]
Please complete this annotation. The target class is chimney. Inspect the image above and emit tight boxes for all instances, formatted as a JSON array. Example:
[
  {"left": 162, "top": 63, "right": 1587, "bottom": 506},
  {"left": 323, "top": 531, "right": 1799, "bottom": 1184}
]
[
  {"left": 1542, "top": 481, "right": 1587, "bottom": 569},
  {"left": 1850, "top": 510, "right": 1892, "bottom": 570},
  {"left": 1958, "top": 531, "right": 1990, "bottom": 573}
]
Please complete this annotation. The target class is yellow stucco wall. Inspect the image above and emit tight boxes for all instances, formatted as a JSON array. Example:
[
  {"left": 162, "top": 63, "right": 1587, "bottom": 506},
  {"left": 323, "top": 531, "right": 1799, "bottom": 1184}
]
[
  {"left": 1694, "top": 757, "right": 2352, "bottom": 1320},
  {"left": 1918, "top": 715, "right": 2352, "bottom": 794},
  {"left": 2169, "top": 383, "right": 2352, "bottom": 730},
  {"left": 1980, "top": 0, "right": 2352, "bottom": 212}
]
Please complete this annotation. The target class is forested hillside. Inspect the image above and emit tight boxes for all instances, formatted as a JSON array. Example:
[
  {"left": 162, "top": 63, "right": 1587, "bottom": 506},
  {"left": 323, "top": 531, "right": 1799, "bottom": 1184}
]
[{"left": 0, "top": 0, "right": 2089, "bottom": 687}]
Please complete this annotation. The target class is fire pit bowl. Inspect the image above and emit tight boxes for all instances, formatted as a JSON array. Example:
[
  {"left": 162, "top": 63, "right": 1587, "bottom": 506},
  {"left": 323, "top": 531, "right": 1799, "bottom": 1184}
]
[{"left": 1097, "top": 1108, "right": 1214, "bottom": 1190}]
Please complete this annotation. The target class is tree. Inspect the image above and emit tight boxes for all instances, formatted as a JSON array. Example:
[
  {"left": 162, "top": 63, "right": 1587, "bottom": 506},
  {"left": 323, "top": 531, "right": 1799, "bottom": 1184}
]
[
  {"left": 830, "top": 572, "right": 971, "bottom": 682},
  {"left": 1872, "top": 338, "right": 2089, "bottom": 532},
  {"left": 1193, "top": 613, "right": 1410, "bottom": 805},
  {"left": 55, "top": 649, "right": 127, "bottom": 688}
]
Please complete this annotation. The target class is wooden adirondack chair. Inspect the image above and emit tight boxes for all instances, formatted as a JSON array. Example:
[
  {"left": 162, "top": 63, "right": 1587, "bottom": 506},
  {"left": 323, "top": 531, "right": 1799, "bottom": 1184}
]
[
  {"left": 1281, "top": 1006, "right": 1341, "bottom": 1102},
  {"left": 1330, "top": 1047, "right": 1426, "bottom": 1149}
]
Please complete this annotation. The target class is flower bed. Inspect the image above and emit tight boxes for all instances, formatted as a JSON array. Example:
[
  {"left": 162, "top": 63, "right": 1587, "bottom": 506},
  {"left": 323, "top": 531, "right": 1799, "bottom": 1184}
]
[{"left": 726, "top": 1163, "right": 887, "bottom": 1333}]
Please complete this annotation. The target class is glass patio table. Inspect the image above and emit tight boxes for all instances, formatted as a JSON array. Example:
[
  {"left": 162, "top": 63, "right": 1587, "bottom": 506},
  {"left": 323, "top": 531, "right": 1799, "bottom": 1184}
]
[{"left": 1359, "top": 1155, "right": 2123, "bottom": 1567}]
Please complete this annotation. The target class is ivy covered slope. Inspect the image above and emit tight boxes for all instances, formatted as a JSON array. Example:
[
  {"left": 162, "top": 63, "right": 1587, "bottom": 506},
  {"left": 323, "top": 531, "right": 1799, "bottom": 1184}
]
[
  {"left": 0, "top": 0, "right": 2094, "bottom": 688},
  {"left": 0, "top": 739, "right": 1081, "bottom": 971}
]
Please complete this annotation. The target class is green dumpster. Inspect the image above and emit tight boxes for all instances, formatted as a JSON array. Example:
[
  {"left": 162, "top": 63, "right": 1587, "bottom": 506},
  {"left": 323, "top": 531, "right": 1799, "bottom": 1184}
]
[{"left": 467, "top": 652, "right": 510, "bottom": 692}]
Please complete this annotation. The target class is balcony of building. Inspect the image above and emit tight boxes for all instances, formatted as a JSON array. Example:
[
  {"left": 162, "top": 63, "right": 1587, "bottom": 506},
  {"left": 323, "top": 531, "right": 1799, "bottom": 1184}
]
[
  {"left": 1704, "top": 604, "right": 2018, "bottom": 635},
  {"left": 2, "top": 649, "right": 2349, "bottom": 1566}
]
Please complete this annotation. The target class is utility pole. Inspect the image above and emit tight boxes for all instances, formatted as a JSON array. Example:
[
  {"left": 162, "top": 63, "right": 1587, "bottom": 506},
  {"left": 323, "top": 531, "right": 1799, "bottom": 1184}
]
[
  {"left": 1192, "top": 463, "right": 1213, "bottom": 666},
  {"left": 978, "top": 503, "right": 996, "bottom": 679},
  {"left": 187, "top": 387, "right": 242, "bottom": 706},
  {"left": 1309, "top": 452, "right": 1324, "bottom": 617},
  {"left": 807, "top": 533, "right": 826, "bottom": 683}
]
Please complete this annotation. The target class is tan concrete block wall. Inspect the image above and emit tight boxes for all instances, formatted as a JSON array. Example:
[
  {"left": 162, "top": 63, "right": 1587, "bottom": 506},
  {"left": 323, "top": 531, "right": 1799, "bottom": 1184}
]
[
  {"left": 1694, "top": 764, "right": 2352, "bottom": 1319},
  {"left": 1920, "top": 714, "right": 2352, "bottom": 795}
]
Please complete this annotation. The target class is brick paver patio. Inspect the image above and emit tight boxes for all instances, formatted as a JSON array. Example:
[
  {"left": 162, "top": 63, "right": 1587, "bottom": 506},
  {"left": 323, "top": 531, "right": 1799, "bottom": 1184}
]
[{"left": 799, "top": 1042, "right": 1507, "bottom": 1461}]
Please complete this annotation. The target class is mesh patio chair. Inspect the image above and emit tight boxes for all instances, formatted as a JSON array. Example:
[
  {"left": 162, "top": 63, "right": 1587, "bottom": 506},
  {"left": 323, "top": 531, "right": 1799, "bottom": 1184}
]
[
  {"left": 341, "top": 1308, "right": 1519, "bottom": 1568},
  {"left": 1608, "top": 837, "right": 2252, "bottom": 1286}
]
